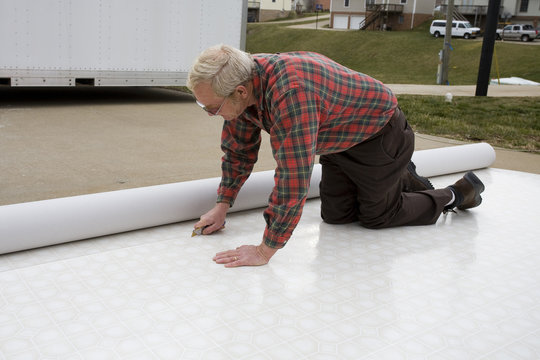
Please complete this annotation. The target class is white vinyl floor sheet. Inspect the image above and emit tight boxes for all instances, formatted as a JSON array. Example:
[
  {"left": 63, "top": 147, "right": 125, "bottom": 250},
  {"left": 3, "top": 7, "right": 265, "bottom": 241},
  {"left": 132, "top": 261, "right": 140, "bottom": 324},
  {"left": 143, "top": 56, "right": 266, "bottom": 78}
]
[{"left": 1, "top": 168, "right": 539, "bottom": 360}]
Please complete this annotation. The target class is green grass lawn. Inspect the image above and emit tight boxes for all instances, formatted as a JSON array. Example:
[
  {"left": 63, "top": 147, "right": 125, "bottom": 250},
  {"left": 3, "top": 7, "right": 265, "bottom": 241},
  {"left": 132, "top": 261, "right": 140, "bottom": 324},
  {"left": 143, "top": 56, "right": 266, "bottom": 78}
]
[
  {"left": 246, "top": 21, "right": 540, "bottom": 85},
  {"left": 398, "top": 95, "right": 540, "bottom": 153}
]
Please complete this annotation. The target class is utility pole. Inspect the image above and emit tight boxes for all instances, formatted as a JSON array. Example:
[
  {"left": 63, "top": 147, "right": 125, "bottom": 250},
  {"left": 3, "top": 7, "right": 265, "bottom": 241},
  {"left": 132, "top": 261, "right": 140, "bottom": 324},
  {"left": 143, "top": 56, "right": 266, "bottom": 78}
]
[
  {"left": 438, "top": 0, "right": 454, "bottom": 85},
  {"left": 475, "top": 0, "right": 502, "bottom": 96}
]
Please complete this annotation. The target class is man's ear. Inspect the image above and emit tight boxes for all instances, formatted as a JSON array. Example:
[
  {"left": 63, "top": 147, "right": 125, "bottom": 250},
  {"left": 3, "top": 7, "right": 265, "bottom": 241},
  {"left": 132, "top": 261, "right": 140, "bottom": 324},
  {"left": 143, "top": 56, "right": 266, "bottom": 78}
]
[{"left": 235, "top": 84, "right": 250, "bottom": 99}]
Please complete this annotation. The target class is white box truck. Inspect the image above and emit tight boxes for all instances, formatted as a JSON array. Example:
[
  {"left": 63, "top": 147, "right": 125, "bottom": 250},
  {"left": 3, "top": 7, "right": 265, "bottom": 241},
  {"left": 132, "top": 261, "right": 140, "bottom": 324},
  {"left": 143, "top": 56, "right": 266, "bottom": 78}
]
[{"left": 0, "top": 0, "right": 247, "bottom": 86}]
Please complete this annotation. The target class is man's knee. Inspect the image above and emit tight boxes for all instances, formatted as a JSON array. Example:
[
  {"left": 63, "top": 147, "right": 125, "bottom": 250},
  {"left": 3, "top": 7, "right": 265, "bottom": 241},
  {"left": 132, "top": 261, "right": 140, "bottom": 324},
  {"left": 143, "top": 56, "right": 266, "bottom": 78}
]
[
  {"left": 358, "top": 216, "right": 388, "bottom": 229},
  {"left": 357, "top": 208, "right": 398, "bottom": 229},
  {"left": 321, "top": 209, "right": 357, "bottom": 225},
  {"left": 322, "top": 212, "right": 391, "bottom": 229}
]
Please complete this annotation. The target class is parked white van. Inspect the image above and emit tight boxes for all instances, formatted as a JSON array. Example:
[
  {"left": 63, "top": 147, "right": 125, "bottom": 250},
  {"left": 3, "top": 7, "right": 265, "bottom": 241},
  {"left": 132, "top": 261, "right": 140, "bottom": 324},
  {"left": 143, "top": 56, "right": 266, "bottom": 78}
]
[{"left": 430, "top": 20, "right": 480, "bottom": 39}]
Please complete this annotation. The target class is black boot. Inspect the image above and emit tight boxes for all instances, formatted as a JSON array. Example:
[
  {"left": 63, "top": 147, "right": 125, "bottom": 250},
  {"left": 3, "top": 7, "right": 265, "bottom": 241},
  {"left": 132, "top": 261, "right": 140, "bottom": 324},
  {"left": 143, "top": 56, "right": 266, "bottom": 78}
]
[{"left": 445, "top": 171, "right": 485, "bottom": 212}]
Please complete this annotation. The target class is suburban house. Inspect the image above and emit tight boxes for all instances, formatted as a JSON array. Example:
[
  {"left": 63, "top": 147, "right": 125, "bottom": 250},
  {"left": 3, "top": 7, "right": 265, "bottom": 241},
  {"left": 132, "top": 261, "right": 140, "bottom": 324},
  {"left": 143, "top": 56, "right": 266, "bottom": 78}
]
[
  {"left": 314, "top": 0, "right": 332, "bottom": 10},
  {"left": 292, "top": 0, "right": 331, "bottom": 12},
  {"left": 504, "top": 0, "right": 540, "bottom": 25},
  {"left": 248, "top": 0, "right": 330, "bottom": 22},
  {"left": 330, "top": 0, "right": 437, "bottom": 30},
  {"left": 438, "top": 0, "right": 540, "bottom": 28},
  {"left": 248, "top": 0, "right": 293, "bottom": 22}
]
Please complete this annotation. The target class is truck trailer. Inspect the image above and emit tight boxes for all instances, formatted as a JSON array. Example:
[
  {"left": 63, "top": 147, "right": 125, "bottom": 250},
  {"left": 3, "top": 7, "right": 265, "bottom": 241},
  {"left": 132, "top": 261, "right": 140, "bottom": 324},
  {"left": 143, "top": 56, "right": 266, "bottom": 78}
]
[{"left": 0, "top": 0, "right": 247, "bottom": 86}]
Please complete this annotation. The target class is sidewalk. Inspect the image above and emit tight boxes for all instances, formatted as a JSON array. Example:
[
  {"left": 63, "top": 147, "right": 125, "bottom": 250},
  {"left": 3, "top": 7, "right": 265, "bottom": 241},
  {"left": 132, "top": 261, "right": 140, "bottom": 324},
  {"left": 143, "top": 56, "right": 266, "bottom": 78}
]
[
  {"left": 388, "top": 84, "right": 540, "bottom": 97},
  {"left": 251, "top": 14, "right": 330, "bottom": 25},
  {"left": 250, "top": 13, "right": 333, "bottom": 30}
]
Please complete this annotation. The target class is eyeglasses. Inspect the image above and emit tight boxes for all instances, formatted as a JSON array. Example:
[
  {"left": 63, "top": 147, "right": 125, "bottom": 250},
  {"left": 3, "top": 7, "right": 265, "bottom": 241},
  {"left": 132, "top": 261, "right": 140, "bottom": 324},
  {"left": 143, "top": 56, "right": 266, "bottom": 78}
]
[{"left": 196, "top": 97, "right": 227, "bottom": 116}]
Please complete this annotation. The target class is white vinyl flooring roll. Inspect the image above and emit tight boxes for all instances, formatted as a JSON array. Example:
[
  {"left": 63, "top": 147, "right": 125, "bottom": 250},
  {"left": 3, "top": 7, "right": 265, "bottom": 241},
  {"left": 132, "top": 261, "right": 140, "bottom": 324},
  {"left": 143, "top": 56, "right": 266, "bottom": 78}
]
[
  {"left": 0, "top": 143, "right": 495, "bottom": 254},
  {"left": 411, "top": 142, "right": 496, "bottom": 177}
]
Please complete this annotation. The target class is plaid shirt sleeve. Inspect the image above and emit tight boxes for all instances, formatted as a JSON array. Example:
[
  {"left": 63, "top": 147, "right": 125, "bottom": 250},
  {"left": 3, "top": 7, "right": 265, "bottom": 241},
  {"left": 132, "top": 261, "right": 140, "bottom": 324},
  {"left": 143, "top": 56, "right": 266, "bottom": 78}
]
[
  {"left": 216, "top": 118, "right": 261, "bottom": 206},
  {"left": 217, "top": 87, "right": 318, "bottom": 249},
  {"left": 262, "top": 85, "right": 320, "bottom": 248}
]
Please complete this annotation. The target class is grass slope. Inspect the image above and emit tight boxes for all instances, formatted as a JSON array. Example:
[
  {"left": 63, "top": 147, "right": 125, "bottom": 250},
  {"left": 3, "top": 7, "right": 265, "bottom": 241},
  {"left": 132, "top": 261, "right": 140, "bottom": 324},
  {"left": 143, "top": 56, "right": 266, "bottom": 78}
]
[{"left": 246, "top": 22, "right": 540, "bottom": 85}]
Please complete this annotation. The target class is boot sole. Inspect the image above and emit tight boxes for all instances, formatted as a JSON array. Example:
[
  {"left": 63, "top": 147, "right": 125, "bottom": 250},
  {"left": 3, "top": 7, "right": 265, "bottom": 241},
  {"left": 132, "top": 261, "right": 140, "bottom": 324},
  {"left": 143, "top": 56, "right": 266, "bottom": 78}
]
[
  {"left": 407, "top": 162, "right": 434, "bottom": 190},
  {"left": 458, "top": 171, "right": 485, "bottom": 210}
]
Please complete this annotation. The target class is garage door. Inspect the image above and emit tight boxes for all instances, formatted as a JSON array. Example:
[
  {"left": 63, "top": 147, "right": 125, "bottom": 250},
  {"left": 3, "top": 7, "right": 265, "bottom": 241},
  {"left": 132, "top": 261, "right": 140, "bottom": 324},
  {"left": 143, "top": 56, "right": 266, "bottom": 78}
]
[
  {"left": 350, "top": 16, "right": 365, "bottom": 30},
  {"left": 333, "top": 15, "right": 349, "bottom": 29}
]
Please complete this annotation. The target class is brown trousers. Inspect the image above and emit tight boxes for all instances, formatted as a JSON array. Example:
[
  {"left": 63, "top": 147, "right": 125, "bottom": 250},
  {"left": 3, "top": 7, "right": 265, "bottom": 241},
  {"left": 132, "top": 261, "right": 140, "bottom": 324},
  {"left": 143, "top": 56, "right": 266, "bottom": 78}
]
[{"left": 319, "top": 107, "right": 453, "bottom": 228}]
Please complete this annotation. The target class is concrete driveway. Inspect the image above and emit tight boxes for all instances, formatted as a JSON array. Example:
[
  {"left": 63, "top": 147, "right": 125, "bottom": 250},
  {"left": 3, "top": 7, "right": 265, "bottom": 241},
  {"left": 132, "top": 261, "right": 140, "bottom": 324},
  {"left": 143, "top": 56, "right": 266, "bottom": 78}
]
[{"left": 0, "top": 87, "right": 278, "bottom": 206}]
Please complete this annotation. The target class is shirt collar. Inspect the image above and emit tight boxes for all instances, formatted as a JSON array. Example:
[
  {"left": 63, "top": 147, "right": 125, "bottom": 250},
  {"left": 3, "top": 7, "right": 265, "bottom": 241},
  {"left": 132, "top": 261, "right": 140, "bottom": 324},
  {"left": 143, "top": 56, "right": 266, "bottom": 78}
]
[{"left": 251, "top": 58, "right": 265, "bottom": 111}]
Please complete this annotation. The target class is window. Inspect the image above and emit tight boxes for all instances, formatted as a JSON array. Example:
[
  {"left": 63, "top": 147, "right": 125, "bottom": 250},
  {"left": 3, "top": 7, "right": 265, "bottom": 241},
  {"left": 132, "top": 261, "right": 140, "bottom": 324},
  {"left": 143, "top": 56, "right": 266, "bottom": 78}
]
[
  {"left": 398, "top": 15, "right": 404, "bottom": 24},
  {"left": 344, "top": 0, "right": 350, "bottom": 7},
  {"left": 400, "top": 0, "right": 407, "bottom": 4},
  {"left": 519, "top": 0, "right": 529, "bottom": 12}
]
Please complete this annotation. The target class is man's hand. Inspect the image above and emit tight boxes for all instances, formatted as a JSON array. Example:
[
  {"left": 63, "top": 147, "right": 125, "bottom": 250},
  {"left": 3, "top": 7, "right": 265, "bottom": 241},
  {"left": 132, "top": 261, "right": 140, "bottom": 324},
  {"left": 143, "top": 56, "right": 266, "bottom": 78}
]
[
  {"left": 194, "top": 202, "right": 229, "bottom": 235},
  {"left": 213, "top": 243, "right": 278, "bottom": 268}
]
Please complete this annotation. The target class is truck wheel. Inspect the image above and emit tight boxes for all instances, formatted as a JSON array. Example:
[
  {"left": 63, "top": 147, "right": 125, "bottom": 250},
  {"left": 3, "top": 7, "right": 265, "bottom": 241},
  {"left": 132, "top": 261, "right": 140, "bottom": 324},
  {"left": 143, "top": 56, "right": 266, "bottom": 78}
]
[
  {"left": 464, "top": 33, "right": 471, "bottom": 39},
  {"left": 521, "top": 35, "right": 529, "bottom": 42},
  {"left": 434, "top": 31, "right": 441, "bottom": 38},
  {"left": 496, "top": 34, "right": 501, "bottom": 40}
]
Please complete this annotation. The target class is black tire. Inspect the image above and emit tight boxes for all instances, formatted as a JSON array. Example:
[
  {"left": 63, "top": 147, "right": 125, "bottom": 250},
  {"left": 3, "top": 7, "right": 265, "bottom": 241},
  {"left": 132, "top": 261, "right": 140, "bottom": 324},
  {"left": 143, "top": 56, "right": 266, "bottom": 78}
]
[
  {"left": 496, "top": 33, "right": 501, "bottom": 40},
  {"left": 464, "top": 33, "right": 471, "bottom": 39},
  {"left": 434, "top": 31, "right": 441, "bottom": 38},
  {"left": 521, "top": 35, "right": 530, "bottom": 42}
]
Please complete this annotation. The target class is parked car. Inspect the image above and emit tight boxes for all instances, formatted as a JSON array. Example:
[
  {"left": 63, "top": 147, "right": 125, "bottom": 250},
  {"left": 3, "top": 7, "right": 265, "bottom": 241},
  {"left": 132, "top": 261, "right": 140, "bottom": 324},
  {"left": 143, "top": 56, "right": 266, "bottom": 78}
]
[
  {"left": 430, "top": 20, "right": 481, "bottom": 39},
  {"left": 496, "top": 24, "right": 538, "bottom": 42}
]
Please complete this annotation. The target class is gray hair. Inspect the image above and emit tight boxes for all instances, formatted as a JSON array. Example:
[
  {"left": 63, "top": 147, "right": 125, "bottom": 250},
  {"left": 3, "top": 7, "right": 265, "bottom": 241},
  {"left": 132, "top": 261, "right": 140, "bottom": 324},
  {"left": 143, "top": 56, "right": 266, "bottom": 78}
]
[{"left": 187, "top": 44, "right": 255, "bottom": 97}]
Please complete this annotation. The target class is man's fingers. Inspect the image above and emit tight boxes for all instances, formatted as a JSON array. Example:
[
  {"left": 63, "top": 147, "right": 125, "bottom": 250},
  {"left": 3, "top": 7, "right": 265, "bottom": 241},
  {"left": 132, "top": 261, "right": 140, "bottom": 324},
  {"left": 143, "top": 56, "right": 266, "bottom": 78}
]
[
  {"left": 201, "top": 222, "right": 226, "bottom": 235},
  {"left": 193, "top": 220, "right": 210, "bottom": 233},
  {"left": 213, "top": 246, "right": 268, "bottom": 267},
  {"left": 213, "top": 252, "right": 240, "bottom": 266},
  {"left": 202, "top": 224, "right": 217, "bottom": 235},
  {"left": 193, "top": 219, "right": 204, "bottom": 228},
  {"left": 213, "top": 250, "right": 236, "bottom": 261}
]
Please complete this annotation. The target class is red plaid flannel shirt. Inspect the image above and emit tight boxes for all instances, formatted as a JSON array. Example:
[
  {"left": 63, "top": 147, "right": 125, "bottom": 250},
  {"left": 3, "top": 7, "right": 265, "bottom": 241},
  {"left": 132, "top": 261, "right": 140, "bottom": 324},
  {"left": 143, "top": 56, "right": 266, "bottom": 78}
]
[{"left": 217, "top": 52, "right": 397, "bottom": 248}]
